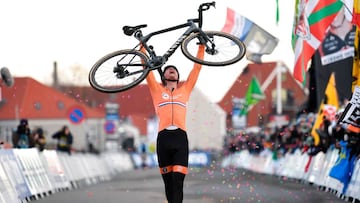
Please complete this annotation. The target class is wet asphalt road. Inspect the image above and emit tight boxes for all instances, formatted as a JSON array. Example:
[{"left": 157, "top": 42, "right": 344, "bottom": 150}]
[{"left": 32, "top": 166, "right": 348, "bottom": 203}]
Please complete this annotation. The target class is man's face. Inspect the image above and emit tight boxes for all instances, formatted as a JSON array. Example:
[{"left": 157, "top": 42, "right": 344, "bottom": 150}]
[{"left": 164, "top": 67, "right": 178, "bottom": 81}]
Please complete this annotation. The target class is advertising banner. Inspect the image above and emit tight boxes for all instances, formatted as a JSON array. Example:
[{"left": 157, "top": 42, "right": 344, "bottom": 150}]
[{"left": 0, "top": 149, "right": 31, "bottom": 200}]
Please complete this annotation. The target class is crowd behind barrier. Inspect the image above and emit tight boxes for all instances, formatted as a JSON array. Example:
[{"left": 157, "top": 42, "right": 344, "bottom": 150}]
[
  {"left": 221, "top": 109, "right": 360, "bottom": 202},
  {"left": 0, "top": 148, "right": 213, "bottom": 203},
  {"left": 221, "top": 148, "right": 360, "bottom": 202}
]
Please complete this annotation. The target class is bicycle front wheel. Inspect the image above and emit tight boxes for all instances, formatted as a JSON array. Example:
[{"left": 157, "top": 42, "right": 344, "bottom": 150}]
[
  {"left": 181, "top": 31, "right": 246, "bottom": 66},
  {"left": 89, "top": 49, "right": 149, "bottom": 93}
]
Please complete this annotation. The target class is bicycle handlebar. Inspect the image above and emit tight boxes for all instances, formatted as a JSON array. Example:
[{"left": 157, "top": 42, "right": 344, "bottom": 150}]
[
  {"left": 122, "top": 2, "right": 216, "bottom": 35},
  {"left": 197, "top": 2, "right": 216, "bottom": 28},
  {"left": 198, "top": 1, "right": 216, "bottom": 12}
]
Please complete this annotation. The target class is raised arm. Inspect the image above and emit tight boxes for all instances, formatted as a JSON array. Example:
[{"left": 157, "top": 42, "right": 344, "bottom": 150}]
[
  {"left": 185, "top": 45, "right": 205, "bottom": 90},
  {"left": 140, "top": 46, "right": 158, "bottom": 90}
]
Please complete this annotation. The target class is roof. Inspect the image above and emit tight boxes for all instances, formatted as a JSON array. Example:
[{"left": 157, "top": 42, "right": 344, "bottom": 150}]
[
  {"left": 62, "top": 84, "right": 155, "bottom": 116},
  {"left": 0, "top": 77, "right": 104, "bottom": 120},
  {"left": 218, "top": 62, "right": 307, "bottom": 126},
  {"left": 218, "top": 62, "right": 278, "bottom": 112}
]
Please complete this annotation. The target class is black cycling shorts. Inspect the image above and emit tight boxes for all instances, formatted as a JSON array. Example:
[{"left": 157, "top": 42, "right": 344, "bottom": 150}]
[{"left": 157, "top": 128, "right": 189, "bottom": 174}]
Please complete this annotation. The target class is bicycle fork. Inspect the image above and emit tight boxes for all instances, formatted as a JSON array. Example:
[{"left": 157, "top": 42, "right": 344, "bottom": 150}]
[{"left": 197, "top": 31, "right": 218, "bottom": 55}]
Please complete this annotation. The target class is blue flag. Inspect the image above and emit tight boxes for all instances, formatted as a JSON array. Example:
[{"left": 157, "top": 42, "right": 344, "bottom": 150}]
[{"left": 329, "top": 140, "right": 356, "bottom": 193}]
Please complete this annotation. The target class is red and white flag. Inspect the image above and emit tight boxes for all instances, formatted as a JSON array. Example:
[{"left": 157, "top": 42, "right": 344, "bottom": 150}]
[{"left": 292, "top": 0, "right": 343, "bottom": 83}]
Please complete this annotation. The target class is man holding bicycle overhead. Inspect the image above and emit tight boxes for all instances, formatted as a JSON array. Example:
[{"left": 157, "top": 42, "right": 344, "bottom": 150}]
[{"left": 144, "top": 45, "right": 205, "bottom": 203}]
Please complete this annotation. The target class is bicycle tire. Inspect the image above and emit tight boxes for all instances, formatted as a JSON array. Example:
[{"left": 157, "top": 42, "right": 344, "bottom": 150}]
[
  {"left": 181, "top": 31, "right": 246, "bottom": 66},
  {"left": 89, "top": 49, "right": 150, "bottom": 93}
]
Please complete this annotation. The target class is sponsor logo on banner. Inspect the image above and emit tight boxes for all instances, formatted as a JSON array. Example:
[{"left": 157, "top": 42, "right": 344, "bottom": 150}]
[
  {"left": 0, "top": 149, "right": 31, "bottom": 200},
  {"left": 339, "top": 86, "right": 360, "bottom": 127}
]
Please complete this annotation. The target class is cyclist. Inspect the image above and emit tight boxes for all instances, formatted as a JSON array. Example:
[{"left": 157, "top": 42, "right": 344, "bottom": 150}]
[{"left": 143, "top": 44, "right": 205, "bottom": 203}]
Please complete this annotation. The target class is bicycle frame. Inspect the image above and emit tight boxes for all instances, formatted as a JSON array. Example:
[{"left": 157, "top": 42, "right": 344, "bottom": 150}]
[
  {"left": 137, "top": 20, "right": 203, "bottom": 68},
  {"left": 89, "top": 1, "right": 247, "bottom": 93},
  {"left": 129, "top": 2, "right": 215, "bottom": 77}
]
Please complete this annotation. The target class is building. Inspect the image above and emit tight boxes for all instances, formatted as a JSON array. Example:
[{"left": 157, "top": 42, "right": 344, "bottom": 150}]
[
  {"left": 218, "top": 62, "right": 307, "bottom": 131},
  {"left": 0, "top": 77, "right": 105, "bottom": 151}
]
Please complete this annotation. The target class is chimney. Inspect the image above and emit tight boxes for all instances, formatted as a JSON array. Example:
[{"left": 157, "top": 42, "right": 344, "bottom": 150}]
[{"left": 53, "top": 61, "right": 59, "bottom": 89}]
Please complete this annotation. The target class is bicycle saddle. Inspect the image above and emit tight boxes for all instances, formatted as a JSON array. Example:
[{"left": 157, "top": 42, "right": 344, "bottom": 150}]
[{"left": 123, "top": 24, "right": 147, "bottom": 36}]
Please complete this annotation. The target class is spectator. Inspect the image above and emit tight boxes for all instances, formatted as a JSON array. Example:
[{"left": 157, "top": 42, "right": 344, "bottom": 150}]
[
  {"left": 227, "top": 137, "right": 238, "bottom": 154},
  {"left": 0, "top": 140, "right": 4, "bottom": 149},
  {"left": 12, "top": 119, "right": 33, "bottom": 148},
  {"left": 330, "top": 122, "right": 345, "bottom": 149},
  {"left": 52, "top": 125, "right": 73, "bottom": 155},
  {"left": 140, "top": 142, "right": 147, "bottom": 169},
  {"left": 319, "top": 115, "right": 331, "bottom": 137},
  {"left": 33, "top": 127, "right": 46, "bottom": 152},
  {"left": 86, "top": 134, "right": 99, "bottom": 154}
]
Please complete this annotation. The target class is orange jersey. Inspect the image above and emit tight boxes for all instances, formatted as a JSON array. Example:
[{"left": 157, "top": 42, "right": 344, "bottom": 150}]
[{"left": 146, "top": 46, "right": 205, "bottom": 131}]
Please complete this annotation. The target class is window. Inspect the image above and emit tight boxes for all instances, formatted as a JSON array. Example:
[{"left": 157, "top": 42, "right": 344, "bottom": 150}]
[
  {"left": 34, "top": 101, "right": 41, "bottom": 110},
  {"left": 57, "top": 101, "right": 65, "bottom": 110}
]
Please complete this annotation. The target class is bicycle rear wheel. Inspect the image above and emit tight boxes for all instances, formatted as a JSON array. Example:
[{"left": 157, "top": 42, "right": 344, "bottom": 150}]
[
  {"left": 181, "top": 31, "right": 246, "bottom": 66},
  {"left": 89, "top": 49, "right": 149, "bottom": 93}
]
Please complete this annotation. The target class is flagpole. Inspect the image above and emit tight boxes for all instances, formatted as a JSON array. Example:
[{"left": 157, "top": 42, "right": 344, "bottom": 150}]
[{"left": 276, "top": 61, "right": 282, "bottom": 115}]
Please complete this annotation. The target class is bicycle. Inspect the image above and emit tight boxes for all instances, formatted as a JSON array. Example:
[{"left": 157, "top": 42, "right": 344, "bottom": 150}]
[{"left": 89, "top": 1, "right": 246, "bottom": 93}]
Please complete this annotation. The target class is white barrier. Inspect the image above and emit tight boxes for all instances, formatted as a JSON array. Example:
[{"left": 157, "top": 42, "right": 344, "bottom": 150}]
[
  {"left": 320, "top": 149, "right": 343, "bottom": 193},
  {"left": 0, "top": 157, "right": 21, "bottom": 203},
  {"left": 345, "top": 159, "right": 360, "bottom": 200},
  {"left": 3, "top": 146, "right": 359, "bottom": 202},
  {"left": 307, "top": 151, "right": 326, "bottom": 184},
  {"left": 13, "top": 148, "right": 55, "bottom": 200},
  {"left": 40, "top": 150, "right": 71, "bottom": 190},
  {"left": 0, "top": 148, "right": 134, "bottom": 202},
  {"left": 220, "top": 150, "right": 251, "bottom": 169},
  {"left": 221, "top": 148, "right": 360, "bottom": 201},
  {"left": 101, "top": 151, "right": 134, "bottom": 175},
  {"left": 0, "top": 149, "right": 31, "bottom": 202}
]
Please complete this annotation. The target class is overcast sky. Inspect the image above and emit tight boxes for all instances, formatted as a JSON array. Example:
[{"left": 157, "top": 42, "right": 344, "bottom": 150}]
[{"left": 0, "top": 0, "right": 295, "bottom": 102}]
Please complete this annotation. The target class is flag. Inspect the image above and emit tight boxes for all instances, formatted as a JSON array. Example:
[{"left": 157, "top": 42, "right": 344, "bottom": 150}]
[
  {"left": 329, "top": 140, "right": 357, "bottom": 194},
  {"left": 276, "top": 0, "right": 280, "bottom": 25},
  {"left": 353, "top": 0, "right": 360, "bottom": 27},
  {"left": 338, "top": 101, "right": 360, "bottom": 127},
  {"left": 338, "top": 85, "right": 360, "bottom": 127},
  {"left": 310, "top": 73, "right": 339, "bottom": 145},
  {"left": 292, "top": 0, "right": 343, "bottom": 84},
  {"left": 221, "top": 8, "right": 278, "bottom": 63},
  {"left": 240, "top": 77, "right": 265, "bottom": 115},
  {"left": 222, "top": 8, "right": 253, "bottom": 42},
  {"left": 352, "top": 0, "right": 359, "bottom": 88},
  {"left": 352, "top": 27, "right": 360, "bottom": 91},
  {"left": 245, "top": 77, "right": 265, "bottom": 105}
]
